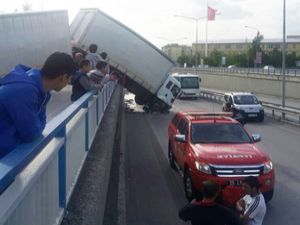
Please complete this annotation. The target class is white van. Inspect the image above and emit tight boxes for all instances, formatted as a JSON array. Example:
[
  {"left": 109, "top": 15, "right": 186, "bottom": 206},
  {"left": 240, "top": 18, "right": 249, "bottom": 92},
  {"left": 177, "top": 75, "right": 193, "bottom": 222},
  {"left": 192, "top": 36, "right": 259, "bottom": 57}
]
[
  {"left": 222, "top": 92, "right": 265, "bottom": 122},
  {"left": 172, "top": 73, "right": 201, "bottom": 99}
]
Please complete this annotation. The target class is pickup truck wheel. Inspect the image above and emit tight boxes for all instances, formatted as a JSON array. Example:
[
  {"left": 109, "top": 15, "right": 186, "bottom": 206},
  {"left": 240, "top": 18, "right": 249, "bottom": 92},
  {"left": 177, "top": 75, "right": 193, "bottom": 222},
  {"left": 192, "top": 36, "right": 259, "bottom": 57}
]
[
  {"left": 184, "top": 171, "right": 196, "bottom": 201},
  {"left": 168, "top": 144, "right": 176, "bottom": 169}
]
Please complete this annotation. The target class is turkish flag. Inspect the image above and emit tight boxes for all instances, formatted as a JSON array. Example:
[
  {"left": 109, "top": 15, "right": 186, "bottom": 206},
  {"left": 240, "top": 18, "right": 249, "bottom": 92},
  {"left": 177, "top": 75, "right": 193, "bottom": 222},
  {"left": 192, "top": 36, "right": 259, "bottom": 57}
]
[{"left": 207, "top": 6, "right": 217, "bottom": 21}]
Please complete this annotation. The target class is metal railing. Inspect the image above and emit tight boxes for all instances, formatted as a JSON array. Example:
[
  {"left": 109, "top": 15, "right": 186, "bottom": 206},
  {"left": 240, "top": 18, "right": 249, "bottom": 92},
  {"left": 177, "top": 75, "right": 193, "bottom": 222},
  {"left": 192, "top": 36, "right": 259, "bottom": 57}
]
[
  {"left": 0, "top": 82, "right": 116, "bottom": 225},
  {"left": 174, "top": 67, "right": 300, "bottom": 76},
  {"left": 200, "top": 89, "right": 300, "bottom": 125}
]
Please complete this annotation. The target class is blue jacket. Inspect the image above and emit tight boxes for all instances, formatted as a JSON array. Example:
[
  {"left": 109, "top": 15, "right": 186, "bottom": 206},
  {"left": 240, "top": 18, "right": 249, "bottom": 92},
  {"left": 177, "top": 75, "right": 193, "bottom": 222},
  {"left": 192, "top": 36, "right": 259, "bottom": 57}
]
[{"left": 0, "top": 65, "right": 51, "bottom": 157}]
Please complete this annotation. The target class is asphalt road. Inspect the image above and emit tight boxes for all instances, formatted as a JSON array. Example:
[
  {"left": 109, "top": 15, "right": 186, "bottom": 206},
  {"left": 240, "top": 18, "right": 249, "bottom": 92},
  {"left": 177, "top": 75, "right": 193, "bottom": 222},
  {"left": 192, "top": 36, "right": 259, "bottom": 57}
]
[{"left": 123, "top": 97, "right": 300, "bottom": 225}]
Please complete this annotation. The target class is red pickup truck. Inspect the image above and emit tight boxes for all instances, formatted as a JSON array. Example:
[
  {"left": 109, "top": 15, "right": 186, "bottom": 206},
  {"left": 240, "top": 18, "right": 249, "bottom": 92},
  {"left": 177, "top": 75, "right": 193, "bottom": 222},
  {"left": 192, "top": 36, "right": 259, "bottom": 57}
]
[{"left": 168, "top": 111, "right": 274, "bottom": 205}]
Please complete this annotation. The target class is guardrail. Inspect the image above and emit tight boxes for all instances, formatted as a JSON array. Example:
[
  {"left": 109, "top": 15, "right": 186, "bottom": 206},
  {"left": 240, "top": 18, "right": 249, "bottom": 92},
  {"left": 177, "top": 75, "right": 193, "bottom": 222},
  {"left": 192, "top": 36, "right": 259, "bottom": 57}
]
[
  {"left": 200, "top": 90, "right": 300, "bottom": 125},
  {"left": 0, "top": 82, "right": 116, "bottom": 225},
  {"left": 174, "top": 67, "right": 300, "bottom": 76}
]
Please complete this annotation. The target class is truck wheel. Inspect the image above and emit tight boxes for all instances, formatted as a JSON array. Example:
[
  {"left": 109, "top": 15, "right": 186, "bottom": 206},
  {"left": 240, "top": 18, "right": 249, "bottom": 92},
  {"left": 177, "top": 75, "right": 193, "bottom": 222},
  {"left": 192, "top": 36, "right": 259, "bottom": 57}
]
[
  {"left": 168, "top": 143, "right": 176, "bottom": 169},
  {"left": 152, "top": 101, "right": 162, "bottom": 112},
  {"left": 184, "top": 171, "right": 196, "bottom": 201},
  {"left": 263, "top": 189, "right": 274, "bottom": 202}
]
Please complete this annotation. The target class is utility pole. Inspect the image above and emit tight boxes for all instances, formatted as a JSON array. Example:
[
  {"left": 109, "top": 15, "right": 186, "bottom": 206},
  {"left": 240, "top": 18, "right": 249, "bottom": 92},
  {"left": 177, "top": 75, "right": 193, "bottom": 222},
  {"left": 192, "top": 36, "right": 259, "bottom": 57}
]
[
  {"left": 174, "top": 15, "right": 206, "bottom": 69},
  {"left": 282, "top": 0, "right": 286, "bottom": 119}
]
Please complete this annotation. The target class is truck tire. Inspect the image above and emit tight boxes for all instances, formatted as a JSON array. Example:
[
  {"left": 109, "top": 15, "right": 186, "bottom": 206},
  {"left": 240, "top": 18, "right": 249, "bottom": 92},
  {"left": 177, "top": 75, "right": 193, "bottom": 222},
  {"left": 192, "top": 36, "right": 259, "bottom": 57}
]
[
  {"left": 168, "top": 142, "right": 176, "bottom": 169},
  {"left": 152, "top": 101, "right": 162, "bottom": 112},
  {"left": 184, "top": 170, "right": 197, "bottom": 201}
]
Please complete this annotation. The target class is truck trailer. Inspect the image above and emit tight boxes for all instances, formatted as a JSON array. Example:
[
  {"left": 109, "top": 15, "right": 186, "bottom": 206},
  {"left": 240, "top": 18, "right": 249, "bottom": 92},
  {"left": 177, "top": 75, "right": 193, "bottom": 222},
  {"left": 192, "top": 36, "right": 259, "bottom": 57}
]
[
  {"left": 70, "top": 8, "right": 181, "bottom": 112},
  {"left": 0, "top": 10, "right": 71, "bottom": 76}
]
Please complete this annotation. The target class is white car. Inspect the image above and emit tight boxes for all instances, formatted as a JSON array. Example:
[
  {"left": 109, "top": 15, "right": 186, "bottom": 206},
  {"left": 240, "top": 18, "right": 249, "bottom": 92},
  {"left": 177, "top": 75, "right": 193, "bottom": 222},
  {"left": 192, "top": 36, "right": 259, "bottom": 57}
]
[
  {"left": 263, "top": 65, "right": 275, "bottom": 72},
  {"left": 222, "top": 92, "right": 264, "bottom": 122}
]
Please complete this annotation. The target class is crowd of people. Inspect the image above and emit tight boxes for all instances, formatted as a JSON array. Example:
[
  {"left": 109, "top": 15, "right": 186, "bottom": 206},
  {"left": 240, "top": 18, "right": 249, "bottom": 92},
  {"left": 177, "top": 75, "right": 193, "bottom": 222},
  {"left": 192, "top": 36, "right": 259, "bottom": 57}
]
[
  {"left": 0, "top": 43, "right": 119, "bottom": 158},
  {"left": 179, "top": 176, "right": 267, "bottom": 225}
]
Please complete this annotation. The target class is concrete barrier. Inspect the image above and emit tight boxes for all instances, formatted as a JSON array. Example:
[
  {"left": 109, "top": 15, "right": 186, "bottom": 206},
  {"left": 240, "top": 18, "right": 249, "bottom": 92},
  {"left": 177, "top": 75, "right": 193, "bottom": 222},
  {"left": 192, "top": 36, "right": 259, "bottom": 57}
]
[{"left": 173, "top": 68, "right": 300, "bottom": 99}]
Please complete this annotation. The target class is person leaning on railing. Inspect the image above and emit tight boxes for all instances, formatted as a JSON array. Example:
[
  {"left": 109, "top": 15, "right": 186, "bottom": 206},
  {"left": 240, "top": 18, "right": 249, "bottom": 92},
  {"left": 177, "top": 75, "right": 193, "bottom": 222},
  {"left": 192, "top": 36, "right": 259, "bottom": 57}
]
[
  {"left": 0, "top": 52, "right": 77, "bottom": 158},
  {"left": 70, "top": 59, "right": 103, "bottom": 102}
]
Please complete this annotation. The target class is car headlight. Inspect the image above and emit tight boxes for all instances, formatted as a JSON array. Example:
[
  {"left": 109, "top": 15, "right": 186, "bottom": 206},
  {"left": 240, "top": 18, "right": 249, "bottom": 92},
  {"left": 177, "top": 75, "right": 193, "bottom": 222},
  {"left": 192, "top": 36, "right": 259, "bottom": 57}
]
[
  {"left": 263, "top": 161, "right": 273, "bottom": 174},
  {"left": 195, "top": 161, "right": 211, "bottom": 174}
]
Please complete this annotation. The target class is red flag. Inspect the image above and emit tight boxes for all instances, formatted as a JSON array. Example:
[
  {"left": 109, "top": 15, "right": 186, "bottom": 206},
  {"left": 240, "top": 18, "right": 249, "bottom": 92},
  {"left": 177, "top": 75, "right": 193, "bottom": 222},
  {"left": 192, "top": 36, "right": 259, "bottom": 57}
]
[{"left": 207, "top": 6, "right": 217, "bottom": 21}]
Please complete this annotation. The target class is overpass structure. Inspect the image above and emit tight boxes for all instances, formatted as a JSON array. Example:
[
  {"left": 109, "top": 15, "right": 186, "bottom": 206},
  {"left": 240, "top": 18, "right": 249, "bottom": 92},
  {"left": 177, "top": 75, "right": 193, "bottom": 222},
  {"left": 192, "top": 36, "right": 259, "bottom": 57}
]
[
  {"left": 0, "top": 82, "right": 118, "bottom": 225},
  {"left": 173, "top": 67, "right": 300, "bottom": 100},
  {"left": 1, "top": 9, "right": 300, "bottom": 225}
]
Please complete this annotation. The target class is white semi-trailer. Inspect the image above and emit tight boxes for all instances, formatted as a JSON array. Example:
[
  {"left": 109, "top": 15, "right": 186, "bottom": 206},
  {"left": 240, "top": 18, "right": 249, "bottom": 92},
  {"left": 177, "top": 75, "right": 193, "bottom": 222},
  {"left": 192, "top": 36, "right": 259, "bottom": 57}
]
[
  {"left": 71, "top": 8, "right": 180, "bottom": 112},
  {"left": 0, "top": 10, "right": 71, "bottom": 76}
]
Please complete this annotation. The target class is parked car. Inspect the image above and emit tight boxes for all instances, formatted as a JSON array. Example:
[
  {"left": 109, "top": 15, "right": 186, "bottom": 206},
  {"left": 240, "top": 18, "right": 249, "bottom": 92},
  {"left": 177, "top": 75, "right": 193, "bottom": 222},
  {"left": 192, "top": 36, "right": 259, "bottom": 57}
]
[
  {"left": 263, "top": 65, "right": 275, "bottom": 73},
  {"left": 222, "top": 92, "right": 264, "bottom": 122},
  {"left": 168, "top": 111, "right": 275, "bottom": 205},
  {"left": 227, "top": 65, "right": 237, "bottom": 69}
]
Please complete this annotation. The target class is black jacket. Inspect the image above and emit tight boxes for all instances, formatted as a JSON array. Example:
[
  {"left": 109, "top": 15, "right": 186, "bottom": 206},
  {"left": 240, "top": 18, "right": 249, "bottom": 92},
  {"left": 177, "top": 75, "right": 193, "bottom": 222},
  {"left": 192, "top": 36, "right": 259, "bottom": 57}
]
[{"left": 179, "top": 201, "right": 241, "bottom": 225}]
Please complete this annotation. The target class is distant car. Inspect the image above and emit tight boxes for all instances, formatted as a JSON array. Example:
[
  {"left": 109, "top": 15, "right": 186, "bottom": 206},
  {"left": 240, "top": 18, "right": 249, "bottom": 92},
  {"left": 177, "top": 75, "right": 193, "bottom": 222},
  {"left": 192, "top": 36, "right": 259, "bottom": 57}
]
[
  {"left": 227, "top": 65, "right": 236, "bottom": 69},
  {"left": 168, "top": 111, "right": 275, "bottom": 205},
  {"left": 222, "top": 92, "right": 264, "bottom": 122},
  {"left": 263, "top": 65, "right": 275, "bottom": 71}
]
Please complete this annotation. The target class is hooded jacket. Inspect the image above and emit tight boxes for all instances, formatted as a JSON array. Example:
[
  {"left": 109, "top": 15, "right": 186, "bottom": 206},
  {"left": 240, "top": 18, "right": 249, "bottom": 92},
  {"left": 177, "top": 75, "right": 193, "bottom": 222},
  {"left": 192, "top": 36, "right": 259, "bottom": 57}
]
[{"left": 0, "top": 64, "right": 51, "bottom": 157}]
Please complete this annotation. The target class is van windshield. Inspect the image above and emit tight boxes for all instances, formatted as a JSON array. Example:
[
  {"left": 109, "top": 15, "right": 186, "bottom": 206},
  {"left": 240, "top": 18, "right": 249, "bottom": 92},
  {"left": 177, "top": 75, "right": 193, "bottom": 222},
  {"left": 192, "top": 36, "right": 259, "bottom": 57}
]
[
  {"left": 180, "top": 77, "right": 199, "bottom": 89},
  {"left": 233, "top": 95, "right": 259, "bottom": 105}
]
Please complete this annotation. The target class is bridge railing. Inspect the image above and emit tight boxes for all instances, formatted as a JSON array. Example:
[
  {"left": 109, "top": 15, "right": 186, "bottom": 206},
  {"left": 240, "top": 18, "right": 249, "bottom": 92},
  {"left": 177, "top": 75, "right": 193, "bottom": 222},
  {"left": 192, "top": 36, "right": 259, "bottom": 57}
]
[
  {"left": 0, "top": 82, "right": 116, "bottom": 225},
  {"left": 200, "top": 89, "right": 300, "bottom": 125}
]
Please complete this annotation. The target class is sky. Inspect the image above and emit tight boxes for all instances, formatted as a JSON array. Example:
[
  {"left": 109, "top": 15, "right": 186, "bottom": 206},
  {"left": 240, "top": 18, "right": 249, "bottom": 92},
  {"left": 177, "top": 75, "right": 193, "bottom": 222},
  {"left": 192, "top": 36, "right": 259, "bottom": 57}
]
[{"left": 0, "top": 0, "right": 299, "bottom": 48}]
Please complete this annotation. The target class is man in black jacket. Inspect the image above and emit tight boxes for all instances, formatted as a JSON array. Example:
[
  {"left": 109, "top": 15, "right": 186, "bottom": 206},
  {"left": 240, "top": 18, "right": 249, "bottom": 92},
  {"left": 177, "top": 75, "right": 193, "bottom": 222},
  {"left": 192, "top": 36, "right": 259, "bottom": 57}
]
[{"left": 179, "top": 180, "right": 241, "bottom": 225}]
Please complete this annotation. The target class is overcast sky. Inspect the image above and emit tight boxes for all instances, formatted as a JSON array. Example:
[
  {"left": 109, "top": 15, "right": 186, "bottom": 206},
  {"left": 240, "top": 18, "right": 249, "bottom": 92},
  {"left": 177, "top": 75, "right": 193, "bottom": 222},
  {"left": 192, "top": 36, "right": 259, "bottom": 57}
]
[{"left": 1, "top": 0, "right": 299, "bottom": 48}]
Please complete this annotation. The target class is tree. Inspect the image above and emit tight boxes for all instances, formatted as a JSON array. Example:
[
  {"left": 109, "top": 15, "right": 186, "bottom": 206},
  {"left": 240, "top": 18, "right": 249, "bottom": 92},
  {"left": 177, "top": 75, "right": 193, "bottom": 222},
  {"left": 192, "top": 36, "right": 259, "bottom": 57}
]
[
  {"left": 177, "top": 55, "right": 193, "bottom": 67},
  {"left": 249, "top": 33, "right": 264, "bottom": 66}
]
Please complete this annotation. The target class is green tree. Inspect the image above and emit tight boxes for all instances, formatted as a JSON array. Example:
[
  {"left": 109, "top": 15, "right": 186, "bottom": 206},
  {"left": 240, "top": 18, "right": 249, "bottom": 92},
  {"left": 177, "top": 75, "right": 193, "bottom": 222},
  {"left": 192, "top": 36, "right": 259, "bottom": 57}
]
[
  {"left": 177, "top": 55, "right": 192, "bottom": 67},
  {"left": 249, "top": 33, "right": 264, "bottom": 66},
  {"left": 204, "top": 50, "right": 222, "bottom": 66}
]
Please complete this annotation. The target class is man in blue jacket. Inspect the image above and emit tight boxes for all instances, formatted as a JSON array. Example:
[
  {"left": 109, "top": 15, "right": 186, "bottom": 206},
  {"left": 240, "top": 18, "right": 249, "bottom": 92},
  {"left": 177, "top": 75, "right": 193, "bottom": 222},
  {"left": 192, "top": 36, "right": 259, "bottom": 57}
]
[{"left": 0, "top": 52, "right": 76, "bottom": 158}]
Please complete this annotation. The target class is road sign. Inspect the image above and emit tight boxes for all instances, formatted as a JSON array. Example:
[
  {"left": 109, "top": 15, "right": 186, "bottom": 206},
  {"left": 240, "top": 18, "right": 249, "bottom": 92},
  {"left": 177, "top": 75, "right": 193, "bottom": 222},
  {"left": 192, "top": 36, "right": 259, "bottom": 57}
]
[{"left": 256, "top": 52, "right": 262, "bottom": 64}]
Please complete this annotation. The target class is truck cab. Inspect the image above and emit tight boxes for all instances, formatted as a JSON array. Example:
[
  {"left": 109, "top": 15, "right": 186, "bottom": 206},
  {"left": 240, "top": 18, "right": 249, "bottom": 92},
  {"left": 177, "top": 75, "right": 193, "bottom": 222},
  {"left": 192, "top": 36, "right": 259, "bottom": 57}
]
[{"left": 172, "top": 73, "right": 201, "bottom": 99}]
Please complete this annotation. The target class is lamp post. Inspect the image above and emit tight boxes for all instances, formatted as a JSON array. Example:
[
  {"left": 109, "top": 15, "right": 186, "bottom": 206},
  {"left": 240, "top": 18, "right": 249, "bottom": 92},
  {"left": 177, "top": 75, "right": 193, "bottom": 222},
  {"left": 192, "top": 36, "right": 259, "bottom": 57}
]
[
  {"left": 245, "top": 25, "right": 260, "bottom": 68},
  {"left": 282, "top": 0, "right": 286, "bottom": 118},
  {"left": 174, "top": 15, "right": 206, "bottom": 68}
]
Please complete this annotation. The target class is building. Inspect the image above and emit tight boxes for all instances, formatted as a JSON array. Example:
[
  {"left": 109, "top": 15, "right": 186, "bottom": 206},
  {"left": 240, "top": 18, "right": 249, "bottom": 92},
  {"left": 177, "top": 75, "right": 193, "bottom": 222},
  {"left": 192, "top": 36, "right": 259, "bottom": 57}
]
[
  {"left": 192, "top": 37, "right": 300, "bottom": 57},
  {"left": 162, "top": 44, "right": 192, "bottom": 62}
]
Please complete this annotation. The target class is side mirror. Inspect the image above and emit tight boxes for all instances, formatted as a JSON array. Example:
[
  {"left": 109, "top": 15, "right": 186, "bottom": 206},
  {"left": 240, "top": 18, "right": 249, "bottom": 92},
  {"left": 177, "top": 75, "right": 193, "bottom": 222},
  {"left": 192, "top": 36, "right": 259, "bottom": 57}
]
[
  {"left": 199, "top": 77, "right": 202, "bottom": 82},
  {"left": 175, "top": 134, "right": 187, "bottom": 143},
  {"left": 252, "top": 134, "right": 261, "bottom": 142}
]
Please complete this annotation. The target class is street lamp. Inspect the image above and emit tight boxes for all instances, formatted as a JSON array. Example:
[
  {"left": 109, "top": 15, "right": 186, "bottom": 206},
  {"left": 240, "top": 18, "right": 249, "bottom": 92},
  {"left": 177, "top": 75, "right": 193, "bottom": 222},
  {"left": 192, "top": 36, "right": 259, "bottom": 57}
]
[
  {"left": 282, "top": 0, "right": 286, "bottom": 117},
  {"left": 245, "top": 25, "right": 260, "bottom": 68},
  {"left": 174, "top": 15, "right": 206, "bottom": 68}
]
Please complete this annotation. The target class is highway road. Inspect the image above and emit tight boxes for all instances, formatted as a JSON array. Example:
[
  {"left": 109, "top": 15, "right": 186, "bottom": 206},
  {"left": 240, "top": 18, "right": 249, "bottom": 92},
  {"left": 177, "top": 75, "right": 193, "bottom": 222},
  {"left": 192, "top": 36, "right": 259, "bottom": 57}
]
[{"left": 119, "top": 96, "right": 300, "bottom": 225}]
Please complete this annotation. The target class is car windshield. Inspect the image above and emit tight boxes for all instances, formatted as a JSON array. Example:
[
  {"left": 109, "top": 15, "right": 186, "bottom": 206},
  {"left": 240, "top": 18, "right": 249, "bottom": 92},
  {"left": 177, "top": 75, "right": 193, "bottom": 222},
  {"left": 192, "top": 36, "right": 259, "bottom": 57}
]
[
  {"left": 233, "top": 95, "right": 259, "bottom": 105},
  {"left": 191, "top": 123, "right": 251, "bottom": 144},
  {"left": 180, "top": 77, "right": 199, "bottom": 89}
]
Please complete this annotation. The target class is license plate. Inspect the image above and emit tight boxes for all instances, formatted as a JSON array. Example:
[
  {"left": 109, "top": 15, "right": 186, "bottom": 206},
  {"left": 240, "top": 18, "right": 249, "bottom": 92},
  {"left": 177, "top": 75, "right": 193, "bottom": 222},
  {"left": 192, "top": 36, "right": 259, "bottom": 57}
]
[
  {"left": 228, "top": 180, "right": 242, "bottom": 186},
  {"left": 248, "top": 114, "right": 257, "bottom": 117}
]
